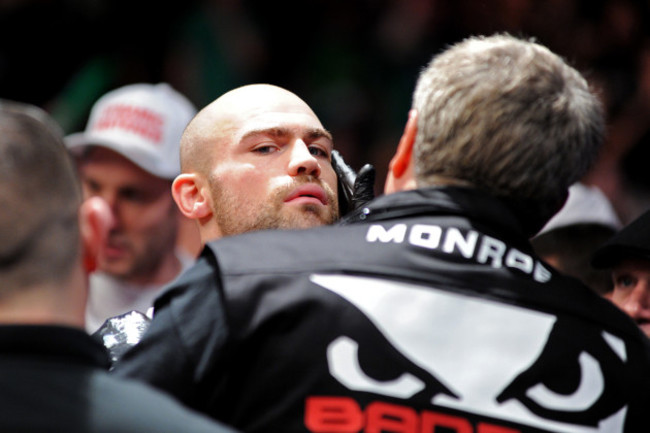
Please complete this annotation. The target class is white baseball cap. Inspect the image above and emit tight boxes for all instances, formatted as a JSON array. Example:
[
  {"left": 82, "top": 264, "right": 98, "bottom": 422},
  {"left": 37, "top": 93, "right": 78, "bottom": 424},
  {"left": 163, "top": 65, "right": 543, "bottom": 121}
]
[{"left": 65, "top": 83, "right": 196, "bottom": 180}]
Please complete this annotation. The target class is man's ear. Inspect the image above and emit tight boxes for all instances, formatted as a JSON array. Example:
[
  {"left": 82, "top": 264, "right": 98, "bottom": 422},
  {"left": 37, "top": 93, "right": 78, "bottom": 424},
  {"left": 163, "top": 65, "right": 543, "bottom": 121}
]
[
  {"left": 172, "top": 173, "right": 212, "bottom": 220},
  {"left": 79, "top": 196, "right": 112, "bottom": 273},
  {"left": 385, "top": 109, "right": 418, "bottom": 194}
]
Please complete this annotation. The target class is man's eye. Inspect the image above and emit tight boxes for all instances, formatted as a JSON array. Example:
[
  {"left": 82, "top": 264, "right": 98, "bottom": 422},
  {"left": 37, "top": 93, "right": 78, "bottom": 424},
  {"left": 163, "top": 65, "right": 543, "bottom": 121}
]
[
  {"left": 83, "top": 180, "right": 101, "bottom": 195},
  {"left": 253, "top": 145, "right": 278, "bottom": 154},
  {"left": 309, "top": 146, "right": 329, "bottom": 158},
  {"left": 615, "top": 275, "right": 636, "bottom": 288},
  {"left": 120, "top": 189, "right": 149, "bottom": 203}
]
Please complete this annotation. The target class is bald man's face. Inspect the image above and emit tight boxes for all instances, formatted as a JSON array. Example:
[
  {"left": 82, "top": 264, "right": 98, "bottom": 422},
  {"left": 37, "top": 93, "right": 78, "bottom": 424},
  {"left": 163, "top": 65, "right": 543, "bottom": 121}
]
[{"left": 200, "top": 87, "right": 339, "bottom": 237}]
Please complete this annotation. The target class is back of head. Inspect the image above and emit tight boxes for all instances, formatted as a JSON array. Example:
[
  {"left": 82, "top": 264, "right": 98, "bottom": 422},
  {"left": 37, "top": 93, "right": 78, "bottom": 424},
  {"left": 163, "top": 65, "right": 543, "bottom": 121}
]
[
  {"left": 412, "top": 34, "right": 604, "bottom": 219},
  {"left": 0, "top": 101, "right": 81, "bottom": 292}
]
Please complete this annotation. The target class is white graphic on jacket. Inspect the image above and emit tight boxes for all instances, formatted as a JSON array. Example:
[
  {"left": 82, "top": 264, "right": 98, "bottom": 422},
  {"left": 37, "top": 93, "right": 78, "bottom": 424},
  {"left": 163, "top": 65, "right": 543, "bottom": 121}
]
[{"left": 311, "top": 274, "right": 628, "bottom": 433}]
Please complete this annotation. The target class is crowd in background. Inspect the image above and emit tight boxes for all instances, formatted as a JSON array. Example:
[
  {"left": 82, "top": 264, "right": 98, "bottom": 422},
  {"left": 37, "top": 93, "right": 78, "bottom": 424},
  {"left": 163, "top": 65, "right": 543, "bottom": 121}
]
[{"left": 1, "top": 0, "right": 650, "bottom": 221}]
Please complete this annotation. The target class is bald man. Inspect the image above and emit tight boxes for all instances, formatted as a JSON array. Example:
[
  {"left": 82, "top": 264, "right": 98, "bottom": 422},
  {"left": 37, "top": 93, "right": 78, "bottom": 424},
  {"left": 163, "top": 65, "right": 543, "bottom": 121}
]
[
  {"left": 99, "top": 85, "right": 341, "bottom": 363},
  {"left": 172, "top": 84, "right": 339, "bottom": 245}
]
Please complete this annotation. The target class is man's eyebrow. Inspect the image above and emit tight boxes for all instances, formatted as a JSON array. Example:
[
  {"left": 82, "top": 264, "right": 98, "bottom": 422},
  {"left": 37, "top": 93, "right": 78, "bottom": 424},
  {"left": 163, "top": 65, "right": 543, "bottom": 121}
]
[
  {"left": 240, "top": 127, "right": 333, "bottom": 143},
  {"left": 305, "top": 127, "right": 333, "bottom": 142}
]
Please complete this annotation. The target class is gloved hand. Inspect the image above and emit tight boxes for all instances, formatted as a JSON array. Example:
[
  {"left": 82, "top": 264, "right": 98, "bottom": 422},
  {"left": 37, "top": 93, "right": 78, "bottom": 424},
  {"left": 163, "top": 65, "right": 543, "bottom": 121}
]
[{"left": 331, "top": 150, "right": 376, "bottom": 215}]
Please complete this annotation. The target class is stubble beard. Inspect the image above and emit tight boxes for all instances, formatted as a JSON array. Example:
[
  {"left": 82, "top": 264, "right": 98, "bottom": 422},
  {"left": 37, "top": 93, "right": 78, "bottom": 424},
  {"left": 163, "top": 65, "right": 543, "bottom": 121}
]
[
  {"left": 210, "top": 177, "right": 339, "bottom": 237},
  {"left": 100, "top": 219, "right": 178, "bottom": 284}
]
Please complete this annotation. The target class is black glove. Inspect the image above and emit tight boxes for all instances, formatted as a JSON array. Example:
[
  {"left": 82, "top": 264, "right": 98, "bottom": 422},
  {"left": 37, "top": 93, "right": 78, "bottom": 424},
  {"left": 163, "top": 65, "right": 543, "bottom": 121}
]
[
  {"left": 93, "top": 310, "right": 151, "bottom": 368},
  {"left": 331, "top": 150, "right": 376, "bottom": 215}
]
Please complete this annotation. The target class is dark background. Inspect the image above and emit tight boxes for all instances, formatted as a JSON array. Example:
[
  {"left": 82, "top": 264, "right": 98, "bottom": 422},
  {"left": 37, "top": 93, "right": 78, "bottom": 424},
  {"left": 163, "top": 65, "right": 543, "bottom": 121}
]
[{"left": 2, "top": 0, "right": 650, "bottom": 223}]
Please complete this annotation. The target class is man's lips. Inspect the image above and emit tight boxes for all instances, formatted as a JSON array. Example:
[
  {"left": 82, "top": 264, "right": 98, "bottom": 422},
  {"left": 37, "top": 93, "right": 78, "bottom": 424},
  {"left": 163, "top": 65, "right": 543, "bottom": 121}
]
[
  {"left": 103, "top": 240, "right": 128, "bottom": 259},
  {"left": 284, "top": 184, "right": 328, "bottom": 206}
]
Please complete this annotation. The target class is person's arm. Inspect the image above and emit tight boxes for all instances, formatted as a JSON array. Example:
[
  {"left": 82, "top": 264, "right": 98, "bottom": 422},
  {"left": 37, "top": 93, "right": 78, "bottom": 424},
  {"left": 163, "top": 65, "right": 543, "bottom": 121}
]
[{"left": 112, "top": 254, "right": 229, "bottom": 407}]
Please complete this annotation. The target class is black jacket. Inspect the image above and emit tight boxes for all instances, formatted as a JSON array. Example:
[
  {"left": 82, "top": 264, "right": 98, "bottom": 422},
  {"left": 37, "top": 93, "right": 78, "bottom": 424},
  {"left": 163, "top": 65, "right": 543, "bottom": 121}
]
[
  {"left": 114, "top": 187, "right": 650, "bottom": 433},
  {"left": 0, "top": 325, "right": 237, "bottom": 433}
]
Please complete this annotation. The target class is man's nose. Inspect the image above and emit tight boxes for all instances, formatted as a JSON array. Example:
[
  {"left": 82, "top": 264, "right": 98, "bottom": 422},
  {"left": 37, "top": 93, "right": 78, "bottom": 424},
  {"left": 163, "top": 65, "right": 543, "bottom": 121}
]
[
  {"left": 90, "top": 192, "right": 121, "bottom": 230},
  {"left": 623, "top": 281, "right": 650, "bottom": 319},
  {"left": 287, "top": 140, "right": 321, "bottom": 178}
]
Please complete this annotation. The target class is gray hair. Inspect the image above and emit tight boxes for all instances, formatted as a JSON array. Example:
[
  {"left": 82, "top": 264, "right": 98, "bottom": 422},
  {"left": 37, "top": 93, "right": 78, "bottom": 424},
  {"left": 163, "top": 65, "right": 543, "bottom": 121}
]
[{"left": 412, "top": 34, "right": 604, "bottom": 208}]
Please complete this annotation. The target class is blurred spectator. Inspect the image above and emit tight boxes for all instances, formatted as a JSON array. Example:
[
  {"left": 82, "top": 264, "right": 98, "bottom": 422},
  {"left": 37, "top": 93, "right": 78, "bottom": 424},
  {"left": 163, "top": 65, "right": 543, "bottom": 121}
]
[
  {"left": 0, "top": 99, "right": 237, "bottom": 433},
  {"left": 592, "top": 209, "right": 650, "bottom": 337},
  {"left": 65, "top": 83, "right": 198, "bottom": 333},
  {"left": 532, "top": 182, "right": 622, "bottom": 295}
]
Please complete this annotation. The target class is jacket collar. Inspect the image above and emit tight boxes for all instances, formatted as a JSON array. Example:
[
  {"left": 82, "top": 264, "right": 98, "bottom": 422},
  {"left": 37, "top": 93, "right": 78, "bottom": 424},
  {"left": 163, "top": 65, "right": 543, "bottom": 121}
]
[
  {"left": 0, "top": 325, "right": 111, "bottom": 368},
  {"left": 339, "top": 186, "right": 542, "bottom": 240}
]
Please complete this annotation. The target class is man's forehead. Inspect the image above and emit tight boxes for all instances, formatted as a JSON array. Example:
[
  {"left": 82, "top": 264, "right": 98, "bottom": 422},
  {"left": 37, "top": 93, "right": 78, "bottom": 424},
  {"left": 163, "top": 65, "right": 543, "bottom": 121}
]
[
  {"left": 232, "top": 110, "right": 328, "bottom": 140},
  {"left": 212, "top": 85, "right": 321, "bottom": 126},
  {"left": 202, "top": 86, "right": 329, "bottom": 152},
  {"left": 235, "top": 100, "right": 322, "bottom": 124},
  {"left": 239, "top": 114, "right": 328, "bottom": 134}
]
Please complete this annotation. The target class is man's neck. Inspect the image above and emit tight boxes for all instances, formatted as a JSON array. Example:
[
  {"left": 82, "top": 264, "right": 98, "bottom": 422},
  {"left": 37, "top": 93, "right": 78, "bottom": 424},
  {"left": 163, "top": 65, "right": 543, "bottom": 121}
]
[
  {"left": 0, "top": 281, "right": 85, "bottom": 328},
  {"left": 119, "top": 251, "right": 183, "bottom": 287}
]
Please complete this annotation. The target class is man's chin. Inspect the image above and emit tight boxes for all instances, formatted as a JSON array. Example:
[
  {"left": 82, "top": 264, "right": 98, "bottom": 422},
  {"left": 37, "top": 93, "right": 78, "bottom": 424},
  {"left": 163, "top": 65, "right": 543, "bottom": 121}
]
[
  {"left": 97, "top": 259, "right": 134, "bottom": 281},
  {"left": 222, "top": 204, "right": 338, "bottom": 236},
  {"left": 283, "top": 205, "right": 337, "bottom": 228}
]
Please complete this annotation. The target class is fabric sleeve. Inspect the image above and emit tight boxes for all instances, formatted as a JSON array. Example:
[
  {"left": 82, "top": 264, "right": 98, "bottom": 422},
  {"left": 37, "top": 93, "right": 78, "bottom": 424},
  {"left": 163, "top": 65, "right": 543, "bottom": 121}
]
[
  {"left": 111, "top": 253, "right": 229, "bottom": 408},
  {"left": 96, "top": 372, "right": 240, "bottom": 433}
]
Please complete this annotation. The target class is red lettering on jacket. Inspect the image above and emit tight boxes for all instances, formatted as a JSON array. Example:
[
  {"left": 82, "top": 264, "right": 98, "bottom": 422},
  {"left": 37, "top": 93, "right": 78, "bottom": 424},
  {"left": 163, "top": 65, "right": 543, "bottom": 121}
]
[
  {"left": 305, "top": 397, "right": 364, "bottom": 432},
  {"left": 305, "top": 397, "right": 521, "bottom": 433},
  {"left": 366, "top": 402, "right": 417, "bottom": 433}
]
